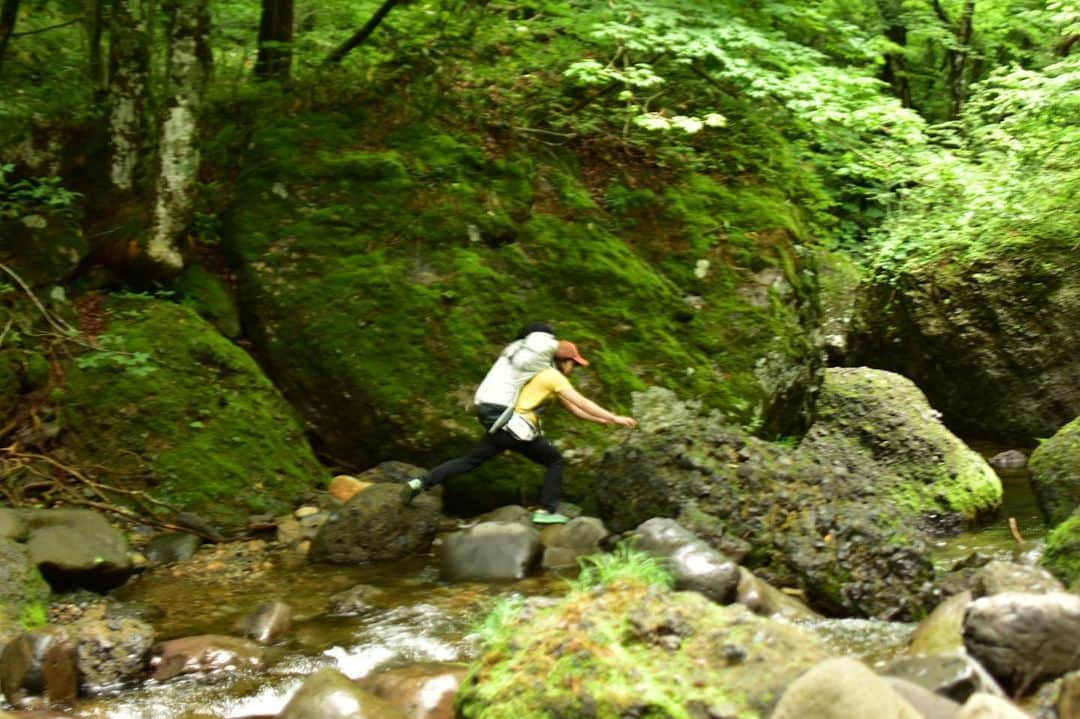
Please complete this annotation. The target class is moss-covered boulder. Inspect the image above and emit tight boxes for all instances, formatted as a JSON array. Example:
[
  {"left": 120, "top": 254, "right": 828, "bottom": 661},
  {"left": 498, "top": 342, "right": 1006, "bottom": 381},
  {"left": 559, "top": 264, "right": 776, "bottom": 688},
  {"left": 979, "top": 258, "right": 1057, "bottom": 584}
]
[
  {"left": 847, "top": 246, "right": 1079, "bottom": 442},
  {"left": 587, "top": 375, "right": 1001, "bottom": 619},
  {"left": 801, "top": 368, "right": 1002, "bottom": 525},
  {"left": 175, "top": 265, "right": 242, "bottom": 339},
  {"left": 1028, "top": 416, "right": 1080, "bottom": 528},
  {"left": 0, "top": 540, "right": 50, "bottom": 641},
  {"left": 223, "top": 110, "right": 823, "bottom": 504},
  {"left": 54, "top": 296, "right": 324, "bottom": 533},
  {"left": 1041, "top": 507, "right": 1080, "bottom": 586},
  {"left": 457, "top": 578, "right": 829, "bottom": 719}
]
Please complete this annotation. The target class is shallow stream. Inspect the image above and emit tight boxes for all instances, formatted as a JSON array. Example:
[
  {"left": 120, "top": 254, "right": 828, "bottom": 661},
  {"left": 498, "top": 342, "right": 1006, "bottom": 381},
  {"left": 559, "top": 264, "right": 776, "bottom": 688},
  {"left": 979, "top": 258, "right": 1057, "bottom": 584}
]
[{"left": 60, "top": 449, "right": 1046, "bottom": 719}]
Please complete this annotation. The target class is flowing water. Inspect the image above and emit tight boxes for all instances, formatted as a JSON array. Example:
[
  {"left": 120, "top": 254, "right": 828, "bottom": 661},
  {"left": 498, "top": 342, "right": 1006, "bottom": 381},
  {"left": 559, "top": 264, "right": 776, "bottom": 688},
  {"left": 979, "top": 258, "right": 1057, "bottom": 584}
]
[{"left": 49, "top": 447, "right": 1047, "bottom": 718}]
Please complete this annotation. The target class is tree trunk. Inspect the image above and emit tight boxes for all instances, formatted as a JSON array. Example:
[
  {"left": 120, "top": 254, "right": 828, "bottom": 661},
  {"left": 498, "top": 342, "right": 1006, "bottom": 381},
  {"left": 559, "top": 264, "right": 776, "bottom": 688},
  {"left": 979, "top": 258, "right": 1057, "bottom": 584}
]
[
  {"left": 107, "top": 0, "right": 153, "bottom": 192},
  {"left": 85, "top": 0, "right": 105, "bottom": 89},
  {"left": 882, "top": 22, "right": 911, "bottom": 108},
  {"left": 147, "top": 0, "right": 211, "bottom": 273},
  {"left": 254, "top": 0, "right": 293, "bottom": 81},
  {"left": 0, "top": 0, "right": 21, "bottom": 74},
  {"left": 323, "top": 0, "right": 403, "bottom": 65},
  {"left": 946, "top": 0, "right": 975, "bottom": 120}
]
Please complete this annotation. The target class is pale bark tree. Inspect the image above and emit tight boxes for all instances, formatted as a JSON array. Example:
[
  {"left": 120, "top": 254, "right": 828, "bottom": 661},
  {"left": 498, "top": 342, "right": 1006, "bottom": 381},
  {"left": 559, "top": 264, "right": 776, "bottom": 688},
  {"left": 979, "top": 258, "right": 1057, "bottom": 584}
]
[
  {"left": 107, "top": 0, "right": 153, "bottom": 191},
  {"left": 147, "top": 0, "right": 211, "bottom": 272}
]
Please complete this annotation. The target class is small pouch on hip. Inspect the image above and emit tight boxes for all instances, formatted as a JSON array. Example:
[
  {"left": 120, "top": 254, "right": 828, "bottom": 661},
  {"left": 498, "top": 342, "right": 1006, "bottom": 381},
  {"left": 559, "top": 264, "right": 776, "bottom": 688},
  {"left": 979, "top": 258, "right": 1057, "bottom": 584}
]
[{"left": 504, "top": 413, "right": 539, "bottom": 441}]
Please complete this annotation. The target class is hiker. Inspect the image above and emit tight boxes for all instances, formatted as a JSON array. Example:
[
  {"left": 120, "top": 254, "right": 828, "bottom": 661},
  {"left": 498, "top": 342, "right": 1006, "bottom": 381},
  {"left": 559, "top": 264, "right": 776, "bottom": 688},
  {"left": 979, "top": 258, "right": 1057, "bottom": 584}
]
[{"left": 403, "top": 339, "right": 637, "bottom": 524}]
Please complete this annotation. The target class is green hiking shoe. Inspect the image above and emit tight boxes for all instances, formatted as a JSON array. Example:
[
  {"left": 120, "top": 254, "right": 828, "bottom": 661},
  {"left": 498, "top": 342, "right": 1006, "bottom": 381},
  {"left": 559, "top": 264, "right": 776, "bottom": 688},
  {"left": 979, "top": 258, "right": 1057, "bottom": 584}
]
[
  {"left": 401, "top": 478, "right": 423, "bottom": 506},
  {"left": 532, "top": 509, "right": 569, "bottom": 524}
]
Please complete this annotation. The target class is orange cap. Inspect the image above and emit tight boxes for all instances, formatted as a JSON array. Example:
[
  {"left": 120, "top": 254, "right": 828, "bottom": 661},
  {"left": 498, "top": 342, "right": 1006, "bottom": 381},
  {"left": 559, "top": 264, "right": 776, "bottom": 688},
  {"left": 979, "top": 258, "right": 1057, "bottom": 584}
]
[{"left": 556, "top": 340, "right": 589, "bottom": 366}]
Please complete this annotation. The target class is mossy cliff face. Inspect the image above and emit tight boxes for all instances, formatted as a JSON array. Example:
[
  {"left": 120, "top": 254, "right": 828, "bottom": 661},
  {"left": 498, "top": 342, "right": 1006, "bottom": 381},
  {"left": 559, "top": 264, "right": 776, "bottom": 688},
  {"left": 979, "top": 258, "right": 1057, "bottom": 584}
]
[
  {"left": 223, "top": 111, "right": 822, "bottom": 490},
  {"left": 587, "top": 373, "right": 1002, "bottom": 620},
  {"left": 54, "top": 296, "right": 324, "bottom": 532},
  {"left": 1028, "top": 415, "right": 1080, "bottom": 528},
  {"left": 847, "top": 246, "right": 1079, "bottom": 442},
  {"left": 457, "top": 580, "right": 828, "bottom": 719}
]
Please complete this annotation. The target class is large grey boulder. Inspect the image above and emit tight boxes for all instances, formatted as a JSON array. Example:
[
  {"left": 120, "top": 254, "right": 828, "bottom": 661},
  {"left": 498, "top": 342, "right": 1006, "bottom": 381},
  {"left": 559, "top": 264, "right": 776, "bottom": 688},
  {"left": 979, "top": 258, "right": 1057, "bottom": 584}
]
[
  {"left": 1028, "top": 416, "right": 1080, "bottom": 528},
  {"left": 439, "top": 522, "right": 542, "bottom": 582},
  {"left": 956, "top": 693, "right": 1032, "bottom": 719},
  {"left": 632, "top": 518, "right": 738, "bottom": 604},
  {"left": 846, "top": 244, "right": 1080, "bottom": 441},
  {"left": 589, "top": 379, "right": 999, "bottom": 619},
  {"left": 279, "top": 667, "right": 407, "bottom": 719},
  {"left": 885, "top": 677, "right": 963, "bottom": 719},
  {"left": 771, "top": 657, "right": 923, "bottom": 719},
  {"left": 963, "top": 592, "right": 1080, "bottom": 690},
  {"left": 538, "top": 516, "right": 608, "bottom": 570},
  {"left": 310, "top": 480, "right": 439, "bottom": 564},
  {"left": 20, "top": 509, "right": 132, "bottom": 584}
]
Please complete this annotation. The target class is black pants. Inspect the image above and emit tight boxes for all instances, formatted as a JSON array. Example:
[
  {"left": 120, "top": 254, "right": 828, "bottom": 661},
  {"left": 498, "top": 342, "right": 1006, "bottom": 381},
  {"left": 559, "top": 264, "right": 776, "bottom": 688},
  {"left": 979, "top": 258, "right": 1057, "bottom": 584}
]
[{"left": 421, "top": 428, "right": 565, "bottom": 512}]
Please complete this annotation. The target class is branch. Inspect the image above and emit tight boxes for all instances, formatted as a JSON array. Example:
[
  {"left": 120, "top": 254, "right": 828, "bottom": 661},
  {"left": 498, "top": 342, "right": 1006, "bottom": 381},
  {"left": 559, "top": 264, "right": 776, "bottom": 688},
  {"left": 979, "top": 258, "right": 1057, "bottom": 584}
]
[
  {"left": 323, "top": 0, "right": 404, "bottom": 65},
  {"left": 12, "top": 18, "right": 80, "bottom": 37}
]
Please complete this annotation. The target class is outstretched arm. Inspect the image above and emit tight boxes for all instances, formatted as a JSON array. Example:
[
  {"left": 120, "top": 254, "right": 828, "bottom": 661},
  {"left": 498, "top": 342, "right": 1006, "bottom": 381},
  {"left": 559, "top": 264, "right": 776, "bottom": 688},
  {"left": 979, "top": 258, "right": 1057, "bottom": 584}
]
[{"left": 558, "top": 387, "right": 637, "bottom": 427}]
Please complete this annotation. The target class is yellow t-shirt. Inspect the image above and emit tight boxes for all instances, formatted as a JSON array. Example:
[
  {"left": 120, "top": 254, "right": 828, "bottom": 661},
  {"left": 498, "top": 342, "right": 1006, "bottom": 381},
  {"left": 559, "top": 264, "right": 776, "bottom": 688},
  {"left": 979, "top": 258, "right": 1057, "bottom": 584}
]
[{"left": 514, "top": 367, "right": 572, "bottom": 426}]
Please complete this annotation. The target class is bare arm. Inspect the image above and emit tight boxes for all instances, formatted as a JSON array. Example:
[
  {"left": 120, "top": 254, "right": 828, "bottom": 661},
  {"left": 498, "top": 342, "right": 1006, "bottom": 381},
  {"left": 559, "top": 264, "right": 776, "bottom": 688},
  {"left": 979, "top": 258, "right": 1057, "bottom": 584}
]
[{"left": 558, "top": 386, "right": 637, "bottom": 427}]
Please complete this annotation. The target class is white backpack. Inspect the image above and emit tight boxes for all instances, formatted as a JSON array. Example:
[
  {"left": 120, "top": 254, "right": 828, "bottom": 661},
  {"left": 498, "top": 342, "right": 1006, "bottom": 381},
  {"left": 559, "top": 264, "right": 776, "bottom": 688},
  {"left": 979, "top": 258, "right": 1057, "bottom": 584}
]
[{"left": 474, "top": 331, "right": 558, "bottom": 433}]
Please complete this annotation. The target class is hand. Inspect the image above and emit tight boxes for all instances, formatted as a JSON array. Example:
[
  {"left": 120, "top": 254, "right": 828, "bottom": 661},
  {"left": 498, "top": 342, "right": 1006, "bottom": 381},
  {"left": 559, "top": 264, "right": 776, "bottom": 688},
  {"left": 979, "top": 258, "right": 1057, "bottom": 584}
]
[{"left": 612, "top": 415, "right": 637, "bottom": 428}]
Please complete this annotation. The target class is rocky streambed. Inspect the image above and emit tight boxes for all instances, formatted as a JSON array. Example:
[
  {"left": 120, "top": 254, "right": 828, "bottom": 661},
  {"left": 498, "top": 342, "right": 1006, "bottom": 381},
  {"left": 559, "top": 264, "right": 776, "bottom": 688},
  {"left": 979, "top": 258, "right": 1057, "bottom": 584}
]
[{"left": 0, "top": 374, "right": 1076, "bottom": 719}]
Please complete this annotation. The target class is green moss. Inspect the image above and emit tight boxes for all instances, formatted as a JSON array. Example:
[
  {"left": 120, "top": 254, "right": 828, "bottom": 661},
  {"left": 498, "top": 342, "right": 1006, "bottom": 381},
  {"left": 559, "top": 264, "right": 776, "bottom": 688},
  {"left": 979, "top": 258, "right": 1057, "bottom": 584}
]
[
  {"left": 55, "top": 296, "right": 324, "bottom": 532},
  {"left": 175, "top": 265, "right": 242, "bottom": 338},
  {"left": 1041, "top": 508, "right": 1080, "bottom": 585},
  {"left": 1028, "top": 417, "right": 1080, "bottom": 528},
  {"left": 459, "top": 575, "right": 826, "bottom": 719}
]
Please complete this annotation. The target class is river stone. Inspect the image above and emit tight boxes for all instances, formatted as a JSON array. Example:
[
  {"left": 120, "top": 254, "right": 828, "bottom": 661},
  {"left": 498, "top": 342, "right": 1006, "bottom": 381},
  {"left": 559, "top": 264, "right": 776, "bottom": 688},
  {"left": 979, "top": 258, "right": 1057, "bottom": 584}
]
[
  {"left": 328, "top": 475, "right": 369, "bottom": 503},
  {"left": 735, "top": 567, "right": 820, "bottom": 621},
  {"left": 963, "top": 592, "right": 1080, "bottom": 689},
  {"left": 0, "top": 626, "right": 78, "bottom": 708},
  {"left": 538, "top": 517, "right": 608, "bottom": 570},
  {"left": 882, "top": 654, "right": 1004, "bottom": 704},
  {"left": 907, "top": 591, "right": 971, "bottom": 656},
  {"left": 885, "top": 677, "right": 964, "bottom": 719},
  {"left": 71, "top": 617, "right": 155, "bottom": 694},
  {"left": 439, "top": 522, "right": 541, "bottom": 582},
  {"left": 771, "top": 657, "right": 923, "bottom": 719},
  {"left": 144, "top": 532, "right": 203, "bottom": 565},
  {"left": 234, "top": 601, "right": 292, "bottom": 644},
  {"left": 1028, "top": 417, "right": 1080, "bottom": 528},
  {"left": 279, "top": 667, "right": 407, "bottom": 719},
  {"left": 973, "top": 561, "right": 1064, "bottom": 597},
  {"left": 20, "top": 509, "right": 132, "bottom": 585},
  {"left": 360, "top": 662, "right": 466, "bottom": 719},
  {"left": 988, "top": 450, "right": 1028, "bottom": 470},
  {"left": 957, "top": 693, "right": 1031, "bottom": 719},
  {"left": 326, "top": 585, "right": 385, "bottom": 616},
  {"left": 632, "top": 519, "right": 739, "bottom": 604},
  {"left": 476, "top": 506, "right": 533, "bottom": 526},
  {"left": 149, "top": 635, "right": 265, "bottom": 681},
  {"left": 310, "top": 482, "right": 439, "bottom": 564}
]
